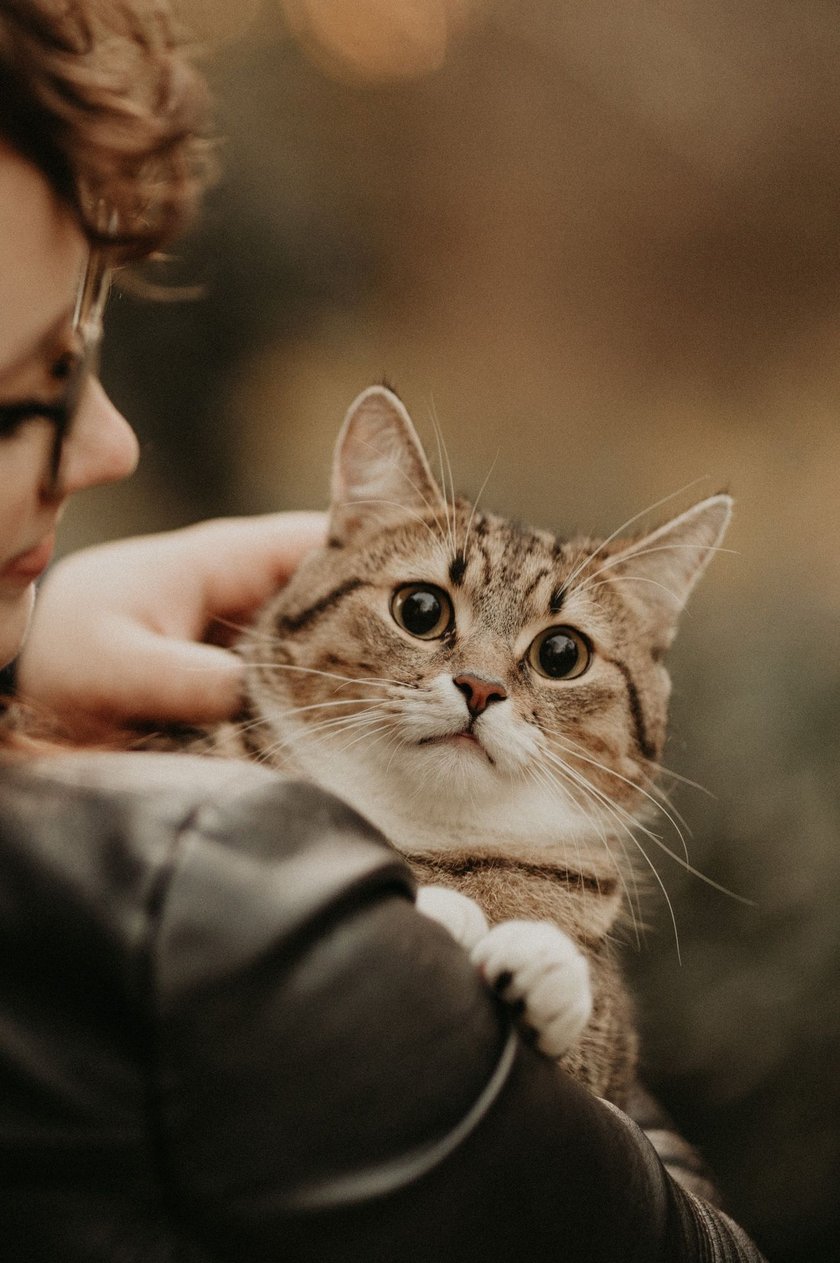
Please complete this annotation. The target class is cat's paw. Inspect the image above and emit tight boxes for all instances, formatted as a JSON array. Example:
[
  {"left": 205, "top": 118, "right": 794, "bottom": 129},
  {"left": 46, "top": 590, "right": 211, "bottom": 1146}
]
[
  {"left": 415, "top": 885, "right": 490, "bottom": 951},
  {"left": 470, "top": 921, "right": 592, "bottom": 1059}
]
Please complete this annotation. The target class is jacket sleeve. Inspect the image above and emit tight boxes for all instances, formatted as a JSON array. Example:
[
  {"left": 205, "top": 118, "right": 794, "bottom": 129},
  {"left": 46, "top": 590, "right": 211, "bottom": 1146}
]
[{"left": 146, "top": 771, "right": 767, "bottom": 1263}]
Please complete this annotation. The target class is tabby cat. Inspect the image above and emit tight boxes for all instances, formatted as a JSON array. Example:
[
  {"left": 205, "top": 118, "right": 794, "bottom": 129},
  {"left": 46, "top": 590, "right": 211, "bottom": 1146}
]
[{"left": 203, "top": 385, "right": 731, "bottom": 1120}]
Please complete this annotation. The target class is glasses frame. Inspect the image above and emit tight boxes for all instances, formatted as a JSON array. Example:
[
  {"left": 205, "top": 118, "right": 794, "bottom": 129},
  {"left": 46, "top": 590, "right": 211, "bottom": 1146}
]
[{"left": 0, "top": 248, "right": 112, "bottom": 491}]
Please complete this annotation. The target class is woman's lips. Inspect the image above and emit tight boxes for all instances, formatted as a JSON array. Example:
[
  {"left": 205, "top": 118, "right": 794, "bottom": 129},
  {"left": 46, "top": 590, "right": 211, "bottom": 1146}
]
[{"left": 1, "top": 532, "right": 55, "bottom": 582}]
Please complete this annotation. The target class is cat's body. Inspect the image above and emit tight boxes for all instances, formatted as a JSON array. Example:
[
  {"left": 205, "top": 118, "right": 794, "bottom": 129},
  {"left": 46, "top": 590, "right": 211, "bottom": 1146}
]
[{"left": 195, "top": 385, "right": 731, "bottom": 1118}]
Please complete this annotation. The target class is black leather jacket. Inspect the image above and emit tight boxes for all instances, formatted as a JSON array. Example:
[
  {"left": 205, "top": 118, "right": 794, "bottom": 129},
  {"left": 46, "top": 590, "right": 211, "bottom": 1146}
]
[{"left": 0, "top": 753, "right": 766, "bottom": 1261}]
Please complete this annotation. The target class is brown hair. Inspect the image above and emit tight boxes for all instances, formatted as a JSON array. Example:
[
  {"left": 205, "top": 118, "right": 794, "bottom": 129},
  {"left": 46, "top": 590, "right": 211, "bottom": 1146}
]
[{"left": 0, "top": 0, "right": 213, "bottom": 260}]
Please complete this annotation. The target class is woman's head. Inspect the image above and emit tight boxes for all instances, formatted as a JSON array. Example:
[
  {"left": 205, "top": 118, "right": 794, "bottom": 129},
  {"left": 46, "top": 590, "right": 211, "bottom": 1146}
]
[
  {"left": 0, "top": 0, "right": 210, "bottom": 258},
  {"left": 0, "top": 0, "right": 211, "bottom": 668}
]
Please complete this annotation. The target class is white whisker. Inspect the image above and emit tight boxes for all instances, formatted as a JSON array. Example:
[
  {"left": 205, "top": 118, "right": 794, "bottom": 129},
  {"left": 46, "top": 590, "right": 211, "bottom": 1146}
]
[
  {"left": 545, "top": 726, "right": 692, "bottom": 862},
  {"left": 559, "top": 478, "right": 715, "bottom": 593},
  {"left": 574, "top": 542, "right": 736, "bottom": 599},
  {"left": 461, "top": 448, "right": 500, "bottom": 560},
  {"left": 244, "top": 661, "right": 401, "bottom": 691},
  {"left": 540, "top": 746, "right": 681, "bottom": 957},
  {"left": 427, "top": 399, "right": 457, "bottom": 558},
  {"left": 336, "top": 496, "right": 444, "bottom": 549},
  {"left": 541, "top": 744, "right": 750, "bottom": 907},
  {"left": 527, "top": 752, "right": 642, "bottom": 943}
]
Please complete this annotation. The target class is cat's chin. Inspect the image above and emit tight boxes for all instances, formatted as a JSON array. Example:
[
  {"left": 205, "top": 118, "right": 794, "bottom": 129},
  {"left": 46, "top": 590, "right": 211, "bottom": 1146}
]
[{"left": 296, "top": 738, "right": 609, "bottom": 861}]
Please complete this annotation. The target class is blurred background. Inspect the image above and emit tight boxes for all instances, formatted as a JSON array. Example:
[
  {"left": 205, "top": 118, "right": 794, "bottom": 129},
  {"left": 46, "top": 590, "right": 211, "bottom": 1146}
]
[{"left": 65, "top": 2, "right": 839, "bottom": 1257}]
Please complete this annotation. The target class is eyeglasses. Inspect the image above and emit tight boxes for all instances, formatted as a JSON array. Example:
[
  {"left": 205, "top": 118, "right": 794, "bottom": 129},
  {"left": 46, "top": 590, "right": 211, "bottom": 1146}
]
[{"left": 0, "top": 249, "right": 112, "bottom": 490}]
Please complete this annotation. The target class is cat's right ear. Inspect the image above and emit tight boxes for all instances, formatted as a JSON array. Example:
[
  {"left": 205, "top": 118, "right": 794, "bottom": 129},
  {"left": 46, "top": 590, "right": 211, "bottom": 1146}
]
[{"left": 329, "top": 385, "right": 447, "bottom": 543}]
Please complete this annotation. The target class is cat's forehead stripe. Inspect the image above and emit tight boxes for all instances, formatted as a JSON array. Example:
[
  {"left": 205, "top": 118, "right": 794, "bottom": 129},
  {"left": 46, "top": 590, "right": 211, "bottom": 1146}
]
[
  {"left": 436, "top": 510, "right": 588, "bottom": 630},
  {"left": 549, "top": 585, "right": 567, "bottom": 614},
  {"left": 449, "top": 551, "right": 467, "bottom": 587},
  {"left": 520, "top": 568, "right": 551, "bottom": 605}
]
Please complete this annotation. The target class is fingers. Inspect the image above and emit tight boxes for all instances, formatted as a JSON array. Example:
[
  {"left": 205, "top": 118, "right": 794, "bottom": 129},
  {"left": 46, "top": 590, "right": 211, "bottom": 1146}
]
[
  {"left": 85, "top": 630, "right": 246, "bottom": 727},
  {"left": 186, "top": 513, "right": 327, "bottom": 619},
  {"left": 15, "top": 512, "right": 327, "bottom": 734}
]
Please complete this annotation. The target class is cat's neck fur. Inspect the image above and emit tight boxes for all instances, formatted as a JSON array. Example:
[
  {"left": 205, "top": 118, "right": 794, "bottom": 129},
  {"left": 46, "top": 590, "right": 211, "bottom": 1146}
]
[{"left": 234, "top": 699, "right": 624, "bottom": 883}]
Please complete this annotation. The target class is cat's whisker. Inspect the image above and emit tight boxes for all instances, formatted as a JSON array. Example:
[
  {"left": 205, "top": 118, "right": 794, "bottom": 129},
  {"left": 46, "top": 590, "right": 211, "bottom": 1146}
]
[
  {"left": 252, "top": 711, "right": 393, "bottom": 751},
  {"left": 384, "top": 731, "right": 411, "bottom": 776},
  {"left": 288, "top": 709, "right": 391, "bottom": 741},
  {"left": 639, "top": 778, "right": 693, "bottom": 837},
  {"left": 540, "top": 745, "right": 661, "bottom": 845},
  {"left": 208, "top": 615, "right": 254, "bottom": 639},
  {"left": 256, "top": 711, "right": 393, "bottom": 764},
  {"left": 525, "top": 755, "right": 643, "bottom": 943},
  {"left": 544, "top": 728, "right": 693, "bottom": 862},
  {"left": 244, "top": 661, "right": 401, "bottom": 692},
  {"left": 578, "top": 575, "right": 683, "bottom": 603},
  {"left": 633, "top": 767, "right": 695, "bottom": 836},
  {"left": 270, "top": 697, "right": 396, "bottom": 719},
  {"left": 536, "top": 745, "right": 659, "bottom": 872},
  {"left": 353, "top": 430, "right": 450, "bottom": 535},
  {"left": 460, "top": 448, "right": 500, "bottom": 561},
  {"left": 336, "top": 496, "right": 445, "bottom": 551},
  {"left": 333, "top": 674, "right": 418, "bottom": 694},
  {"left": 333, "top": 720, "right": 400, "bottom": 757},
  {"left": 574, "top": 542, "right": 736, "bottom": 599},
  {"left": 428, "top": 397, "right": 460, "bottom": 559},
  {"left": 559, "top": 478, "right": 714, "bottom": 593},
  {"left": 227, "top": 711, "right": 274, "bottom": 738},
  {"left": 521, "top": 760, "right": 594, "bottom": 881},
  {"left": 539, "top": 747, "right": 681, "bottom": 956},
  {"left": 426, "top": 399, "right": 458, "bottom": 558},
  {"left": 647, "top": 763, "right": 715, "bottom": 797},
  {"left": 541, "top": 745, "right": 749, "bottom": 906}
]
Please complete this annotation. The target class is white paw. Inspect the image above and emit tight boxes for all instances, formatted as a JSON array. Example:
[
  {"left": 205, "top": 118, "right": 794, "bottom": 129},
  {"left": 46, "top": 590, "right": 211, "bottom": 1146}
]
[
  {"left": 416, "top": 885, "right": 490, "bottom": 951},
  {"left": 470, "top": 920, "right": 593, "bottom": 1058}
]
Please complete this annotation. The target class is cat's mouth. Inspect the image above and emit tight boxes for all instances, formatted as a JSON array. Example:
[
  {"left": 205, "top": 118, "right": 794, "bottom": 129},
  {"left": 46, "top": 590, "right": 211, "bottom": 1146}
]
[{"left": 418, "top": 729, "right": 495, "bottom": 764}]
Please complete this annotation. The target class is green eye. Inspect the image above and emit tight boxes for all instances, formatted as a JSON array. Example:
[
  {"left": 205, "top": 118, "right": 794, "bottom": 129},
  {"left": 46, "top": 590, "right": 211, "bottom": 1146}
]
[
  {"left": 528, "top": 626, "right": 591, "bottom": 680},
  {"left": 391, "top": 584, "right": 453, "bottom": 639}
]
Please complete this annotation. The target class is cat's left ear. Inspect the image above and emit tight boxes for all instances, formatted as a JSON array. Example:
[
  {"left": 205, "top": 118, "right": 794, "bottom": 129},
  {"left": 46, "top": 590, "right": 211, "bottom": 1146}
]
[
  {"left": 607, "top": 494, "right": 732, "bottom": 642},
  {"left": 329, "top": 385, "right": 447, "bottom": 543}
]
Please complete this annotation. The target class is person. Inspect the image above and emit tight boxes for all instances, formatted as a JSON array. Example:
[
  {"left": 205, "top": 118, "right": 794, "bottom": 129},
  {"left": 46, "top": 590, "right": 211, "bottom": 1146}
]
[{"left": 0, "top": 2, "right": 767, "bottom": 1259}]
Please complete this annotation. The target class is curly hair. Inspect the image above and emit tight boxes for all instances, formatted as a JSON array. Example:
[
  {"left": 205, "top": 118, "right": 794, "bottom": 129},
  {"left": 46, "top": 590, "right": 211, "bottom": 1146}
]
[{"left": 0, "top": 0, "right": 213, "bottom": 259}]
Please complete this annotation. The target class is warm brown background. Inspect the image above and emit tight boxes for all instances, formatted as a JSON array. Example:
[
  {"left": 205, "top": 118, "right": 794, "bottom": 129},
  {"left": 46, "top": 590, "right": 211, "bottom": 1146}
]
[{"left": 63, "top": 3, "right": 839, "bottom": 1257}]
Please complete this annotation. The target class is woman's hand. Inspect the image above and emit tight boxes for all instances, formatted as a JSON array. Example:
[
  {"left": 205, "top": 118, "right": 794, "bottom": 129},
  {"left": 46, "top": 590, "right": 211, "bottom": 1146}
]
[{"left": 15, "top": 513, "right": 325, "bottom": 737}]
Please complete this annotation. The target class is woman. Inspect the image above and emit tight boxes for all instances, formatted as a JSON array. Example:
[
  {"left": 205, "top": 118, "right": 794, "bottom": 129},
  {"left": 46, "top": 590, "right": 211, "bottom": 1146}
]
[{"left": 0, "top": 2, "right": 766, "bottom": 1259}]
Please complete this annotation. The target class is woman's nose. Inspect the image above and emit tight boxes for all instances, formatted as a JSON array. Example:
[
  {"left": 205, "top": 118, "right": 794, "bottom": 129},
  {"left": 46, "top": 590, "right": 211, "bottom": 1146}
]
[{"left": 48, "top": 377, "right": 139, "bottom": 498}]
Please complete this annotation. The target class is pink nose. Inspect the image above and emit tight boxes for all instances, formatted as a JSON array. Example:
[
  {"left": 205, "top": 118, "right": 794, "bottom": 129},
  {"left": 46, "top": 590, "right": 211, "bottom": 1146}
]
[{"left": 453, "top": 673, "right": 508, "bottom": 717}]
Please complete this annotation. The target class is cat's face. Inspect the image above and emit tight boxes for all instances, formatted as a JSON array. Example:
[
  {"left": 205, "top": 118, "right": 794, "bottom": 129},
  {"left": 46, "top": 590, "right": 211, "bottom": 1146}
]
[{"left": 242, "top": 387, "right": 730, "bottom": 855}]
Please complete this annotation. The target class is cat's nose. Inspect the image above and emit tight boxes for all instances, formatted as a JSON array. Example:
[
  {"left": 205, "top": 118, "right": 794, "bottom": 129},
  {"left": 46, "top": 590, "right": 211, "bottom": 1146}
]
[{"left": 453, "top": 673, "right": 508, "bottom": 717}]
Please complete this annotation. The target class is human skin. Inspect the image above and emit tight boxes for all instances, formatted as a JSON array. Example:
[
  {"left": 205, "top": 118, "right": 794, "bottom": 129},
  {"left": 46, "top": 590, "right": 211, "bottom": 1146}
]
[
  {"left": 16, "top": 513, "right": 326, "bottom": 735},
  {"left": 0, "top": 140, "right": 325, "bottom": 728},
  {"left": 0, "top": 143, "right": 139, "bottom": 669}
]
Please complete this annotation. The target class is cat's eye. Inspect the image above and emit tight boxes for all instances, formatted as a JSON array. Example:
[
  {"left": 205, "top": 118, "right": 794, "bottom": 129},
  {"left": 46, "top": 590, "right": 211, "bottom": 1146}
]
[
  {"left": 391, "top": 584, "right": 453, "bottom": 640},
  {"left": 528, "top": 626, "right": 591, "bottom": 680}
]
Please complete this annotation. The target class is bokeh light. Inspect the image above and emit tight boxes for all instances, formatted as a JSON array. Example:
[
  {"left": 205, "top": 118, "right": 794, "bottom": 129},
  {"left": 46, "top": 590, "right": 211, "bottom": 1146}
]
[{"left": 280, "top": 0, "right": 478, "bottom": 82}]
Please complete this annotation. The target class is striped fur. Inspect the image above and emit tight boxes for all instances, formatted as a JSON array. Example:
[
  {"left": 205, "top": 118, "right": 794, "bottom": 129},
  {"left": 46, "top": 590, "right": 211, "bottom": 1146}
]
[{"left": 200, "top": 387, "right": 730, "bottom": 1146}]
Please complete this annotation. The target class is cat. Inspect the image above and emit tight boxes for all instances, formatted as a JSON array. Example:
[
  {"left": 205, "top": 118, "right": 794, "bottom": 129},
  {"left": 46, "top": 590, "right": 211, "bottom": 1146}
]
[{"left": 196, "top": 383, "right": 731, "bottom": 1124}]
